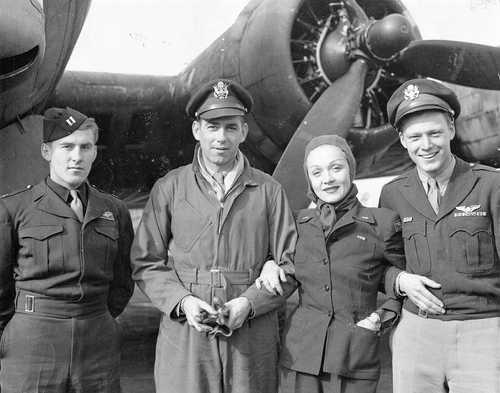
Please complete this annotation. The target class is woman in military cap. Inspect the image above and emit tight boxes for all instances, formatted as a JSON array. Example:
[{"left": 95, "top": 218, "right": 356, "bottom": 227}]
[{"left": 258, "top": 135, "right": 404, "bottom": 393}]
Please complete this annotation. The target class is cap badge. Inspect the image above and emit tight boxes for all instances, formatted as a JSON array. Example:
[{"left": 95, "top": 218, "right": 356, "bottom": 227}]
[
  {"left": 403, "top": 84, "right": 419, "bottom": 101},
  {"left": 213, "top": 81, "right": 229, "bottom": 100},
  {"left": 65, "top": 116, "right": 76, "bottom": 126}
]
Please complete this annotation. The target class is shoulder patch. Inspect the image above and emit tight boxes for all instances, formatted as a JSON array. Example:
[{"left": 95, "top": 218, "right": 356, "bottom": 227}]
[{"left": 1, "top": 185, "right": 32, "bottom": 199}]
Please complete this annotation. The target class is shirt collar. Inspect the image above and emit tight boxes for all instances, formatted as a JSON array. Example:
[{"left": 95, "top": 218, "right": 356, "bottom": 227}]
[
  {"left": 197, "top": 148, "right": 244, "bottom": 192},
  {"left": 417, "top": 155, "right": 456, "bottom": 194},
  {"left": 46, "top": 177, "right": 88, "bottom": 206}
]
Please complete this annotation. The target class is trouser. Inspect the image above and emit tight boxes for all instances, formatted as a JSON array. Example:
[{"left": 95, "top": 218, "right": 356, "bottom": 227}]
[
  {"left": 392, "top": 309, "right": 500, "bottom": 393},
  {"left": 155, "top": 311, "right": 279, "bottom": 393},
  {"left": 0, "top": 311, "right": 122, "bottom": 393},
  {"left": 279, "top": 366, "right": 378, "bottom": 393}
]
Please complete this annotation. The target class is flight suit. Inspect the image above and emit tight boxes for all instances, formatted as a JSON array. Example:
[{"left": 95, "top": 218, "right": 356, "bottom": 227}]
[
  {"left": 280, "top": 201, "right": 404, "bottom": 393},
  {"left": 0, "top": 179, "right": 134, "bottom": 393},
  {"left": 131, "top": 151, "right": 297, "bottom": 393},
  {"left": 380, "top": 157, "right": 500, "bottom": 392}
]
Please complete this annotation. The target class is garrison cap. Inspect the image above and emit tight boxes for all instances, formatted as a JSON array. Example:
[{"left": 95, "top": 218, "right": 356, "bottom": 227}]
[
  {"left": 43, "top": 107, "right": 88, "bottom": 142},
  {"left": 186, "top": 79, "right": 253, "bottom": 120},
  {"left": 387, "top": 78, "right": 461, "bottom": 128}
]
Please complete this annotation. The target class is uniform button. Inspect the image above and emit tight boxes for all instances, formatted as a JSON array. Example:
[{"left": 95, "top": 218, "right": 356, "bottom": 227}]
[
  {"left": 327, "top": 311, "right": 332, "bottom": 317},
  {"left": 322, "top": 258, "right": 328, "bottom": 265},
  {"left": 324, "top": 284, "right": 330, "bottom": 291}
]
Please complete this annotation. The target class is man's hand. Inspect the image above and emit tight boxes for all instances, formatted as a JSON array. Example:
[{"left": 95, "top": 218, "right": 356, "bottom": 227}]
[
  {"left": 181, "top": 295, "right": 218, "bottom": 332},
  {"left": 255, "top": 260, "right": 287, "bottom": 295},
  {"left": 398, "top": 272, "right": 445, "bottom": 314},
  {"left": 222, "top": 297, "right": 251, "bottom": 330}
]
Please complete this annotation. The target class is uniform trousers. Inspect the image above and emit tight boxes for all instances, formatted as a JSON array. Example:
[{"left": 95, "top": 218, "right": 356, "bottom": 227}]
[
  {"left": 155, "top": 312, "right": 279, "bottom": 393},
  {"left": 279, "top": 366, "right": 378, "bottom": 393},
  {"left": 0, "top": 311, "right": 122, "bottom": 393},
  {"left": 392, "top": 309, "right": 500, "bottom": 393}
]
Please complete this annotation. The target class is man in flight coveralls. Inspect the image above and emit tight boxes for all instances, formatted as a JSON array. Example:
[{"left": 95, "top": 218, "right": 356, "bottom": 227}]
[{"left": 131, "top": 79, "right": 297, "bottom": 393}]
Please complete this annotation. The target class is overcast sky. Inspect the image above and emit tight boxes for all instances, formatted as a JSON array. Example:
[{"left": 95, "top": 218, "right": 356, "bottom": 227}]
[{"left": 66, "top": 0, "right": 500, "bottom": 76}]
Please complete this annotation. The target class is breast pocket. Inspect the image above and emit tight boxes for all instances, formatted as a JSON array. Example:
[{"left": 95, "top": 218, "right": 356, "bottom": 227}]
[
  {"left": 18, "top": 225, "right": 64, "bottom": 276},
  {"left": 92, "top": 224, "right": 119, "bottom": 276},
  {"left": 449, "top": 221, "right": 496, "bottom": 274},
  {"left": 402, "top": 221, "right": 431, "bottom": 274},
  {"left": 171, "top": 199, "right": 211, "bottom": 251}
]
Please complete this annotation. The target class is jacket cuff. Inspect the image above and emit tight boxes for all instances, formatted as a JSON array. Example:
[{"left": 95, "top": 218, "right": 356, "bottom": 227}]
[{"left": 384, "top": 266, "right": 403, "bottom": 299}]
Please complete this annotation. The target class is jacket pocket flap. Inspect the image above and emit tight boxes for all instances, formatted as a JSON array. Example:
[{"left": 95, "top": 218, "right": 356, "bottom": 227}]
[
  {"left": 94, "top": 226, "right": 119, "bottom": 240},
  {"left": 19, "top": 225, "right": 64, "bottom": 240},
  {"left": 402, "top": 221, "right": 426, "bottom": 238}
]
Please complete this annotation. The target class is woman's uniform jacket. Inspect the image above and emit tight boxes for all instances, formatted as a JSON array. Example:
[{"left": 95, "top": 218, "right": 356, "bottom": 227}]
[{"left": 280, "top": 200, "right": 404, "bottom": 380}]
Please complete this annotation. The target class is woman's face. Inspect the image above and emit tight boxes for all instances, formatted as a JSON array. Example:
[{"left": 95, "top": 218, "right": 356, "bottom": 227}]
[{"left": 306, "top": 144, "right": 351, "bottom": 203}]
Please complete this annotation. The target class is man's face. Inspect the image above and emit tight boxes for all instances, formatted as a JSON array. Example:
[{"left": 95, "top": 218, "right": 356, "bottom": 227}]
[
  {"left": 41, "top": 129, "right": 97, "bottom": 189},
  {"left": 399, "top": 111, "right": 455, "bottom": 178},
  {"left": 192, "top": 116, "right": 248, "bottom": 172}
]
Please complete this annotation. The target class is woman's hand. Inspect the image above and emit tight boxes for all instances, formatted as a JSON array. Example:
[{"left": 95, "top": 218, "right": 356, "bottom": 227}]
[
  {"left": 356, "top": 312, "right": 381, "bottom": 332},
  {"left": 255, "top": 259, "right": 287, "bottom": 295}
]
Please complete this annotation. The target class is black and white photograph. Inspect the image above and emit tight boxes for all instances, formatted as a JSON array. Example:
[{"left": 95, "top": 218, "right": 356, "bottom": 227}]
[{"left": 1, "top": 0, "right": 500, "bottom": 392}]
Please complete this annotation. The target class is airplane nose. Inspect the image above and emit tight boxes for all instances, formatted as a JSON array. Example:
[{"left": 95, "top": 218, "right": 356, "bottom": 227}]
[{"left": 0, "top": 0, "right": 45, "bottom": 80}]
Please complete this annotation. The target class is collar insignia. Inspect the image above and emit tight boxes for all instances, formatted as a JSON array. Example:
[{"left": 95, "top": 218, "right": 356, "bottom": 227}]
[
  {"left": 100, "top": 211, "right": 115, "bottom": 221},
  {"left": 403, "top": 84, "right": 419, "bottom": 101},
  {"left": 402, "top": 217, "right": 413, "bottom": 223},
  {"left": 213, "top": 81, "right": 229, "bottom": 100}
]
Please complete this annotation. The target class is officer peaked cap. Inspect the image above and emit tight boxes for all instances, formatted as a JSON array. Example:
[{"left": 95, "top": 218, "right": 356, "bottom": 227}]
[
  {"left": 186, "top": 79, "right": 254, "bottom": 120},
  {"left": 387, "top": 78, "right": 461, "bottom": 128}
]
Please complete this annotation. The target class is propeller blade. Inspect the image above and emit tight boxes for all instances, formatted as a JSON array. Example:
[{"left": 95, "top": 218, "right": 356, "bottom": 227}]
[
  {"left": 273, "top": 59, "right": 368, "bottom": 210},
  {"left": 393, "top": 40, "right": 500, "bottom": 90}
]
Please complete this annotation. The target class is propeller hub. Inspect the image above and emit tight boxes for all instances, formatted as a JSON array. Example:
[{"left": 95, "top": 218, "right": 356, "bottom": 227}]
[
  {"left": 363, "top": 13, "right": 415, "bottom": 61},
  {"left": 318, "top": 27, "right": 350, "bottom": 83}
]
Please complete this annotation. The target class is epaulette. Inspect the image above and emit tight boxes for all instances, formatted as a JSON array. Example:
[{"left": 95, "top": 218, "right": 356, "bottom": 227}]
[
  {"left": 384, "top": 173, "right": 408, "bottom": 186},
  {"left": 469, "top": 162, "right": 499, "bottom": 173},
  {"left": 1, "top": 184, "right": 33, "bottom": 199}
]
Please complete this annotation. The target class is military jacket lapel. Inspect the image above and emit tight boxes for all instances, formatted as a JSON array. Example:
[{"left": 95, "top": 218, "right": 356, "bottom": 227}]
[
  {"left": 33, "top": 182, "right": 74, "bottom": 219},
  {"left": 84, "top": 189, "right": 113, "bottom": 226},
  {"left": 437, "top": 159, "right": 477, "bottom": 220},
  {"left": 400, "top": 169, "right": 436, "bottom": 220}
]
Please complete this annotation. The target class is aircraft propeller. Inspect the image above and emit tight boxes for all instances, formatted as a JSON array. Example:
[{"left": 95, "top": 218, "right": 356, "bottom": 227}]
[{"left": 274, "top": 0, "right": 500, "bottom": 209}]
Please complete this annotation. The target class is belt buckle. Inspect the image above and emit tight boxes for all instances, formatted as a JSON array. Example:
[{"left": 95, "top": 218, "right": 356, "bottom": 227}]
[
  {"left": 418, "top": 308, "right": 428, "bottom": 318},
  {"left": 210, "top": 268, "right": 222, "bottom": 288},
  {"left": 25, "top": 295, "right": 34, "bottom": 313}
]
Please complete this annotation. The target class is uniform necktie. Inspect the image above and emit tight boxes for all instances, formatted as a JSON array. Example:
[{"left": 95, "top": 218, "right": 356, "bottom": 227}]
[
  {"left": 427, "top": 178, "right": 440, "bottom": 214},
  {"left": 213, "top": 172, "right": 225, "bottom": 201},
  {"left": 69, "top": 189, "right": 84, "bottom": 222}
]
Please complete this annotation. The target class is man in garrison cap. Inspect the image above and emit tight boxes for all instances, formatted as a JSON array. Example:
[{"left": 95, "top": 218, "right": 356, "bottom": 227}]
[
  {"left": 0, "top": 107, "right": 134, "bottom": 393},
  {"left": 379, "top": 78, "right": 500, "bottom": 393},
  {"left": 131, "top": 79, "right": 297, "bottom": 393}
]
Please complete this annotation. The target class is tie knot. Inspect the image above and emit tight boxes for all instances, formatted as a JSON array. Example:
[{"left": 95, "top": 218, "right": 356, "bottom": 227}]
[
  {"left": 69, "top": 189, "right": 79, "bottom": 202},
  {"left": 427, "top": 178, "right": 439, "bottom": 191}
]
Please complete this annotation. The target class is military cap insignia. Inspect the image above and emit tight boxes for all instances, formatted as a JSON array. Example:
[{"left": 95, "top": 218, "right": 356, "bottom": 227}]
[
  {"left": 65, "top": 116, "right": 76, "bottom": 126},
  {"left": 100, "top": 211, "right": 115, "bottom": 221},
  {"left": 213, "top": 80, "right": 229, "bottom": 100},
  {"left": 403, "top": 84, "right": 419, "bottom": 101}
]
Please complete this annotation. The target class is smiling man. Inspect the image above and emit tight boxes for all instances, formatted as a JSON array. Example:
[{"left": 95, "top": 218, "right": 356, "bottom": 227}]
[
  {"left": 0, "top": 107, "right": 134, "bottom": 393},
  {"left": 131, "top": 79, "right": 297, "bottom": 393},
  {"left": 380, "top": 79, "right": 500, "bottom": 393}
]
